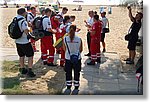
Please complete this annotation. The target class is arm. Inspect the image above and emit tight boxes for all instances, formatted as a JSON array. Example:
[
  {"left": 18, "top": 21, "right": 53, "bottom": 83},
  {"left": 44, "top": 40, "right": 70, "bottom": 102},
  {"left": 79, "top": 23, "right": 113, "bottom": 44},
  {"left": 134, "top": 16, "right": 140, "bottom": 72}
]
[
  {"left": 62, "top": 39, "right": 66, "bottom": 52},
  {"left": 79, "top": 39, "right": 83, "bottom": 53},
  {"left": 128, "top": 7, "right": 135, "bottom": 22}
]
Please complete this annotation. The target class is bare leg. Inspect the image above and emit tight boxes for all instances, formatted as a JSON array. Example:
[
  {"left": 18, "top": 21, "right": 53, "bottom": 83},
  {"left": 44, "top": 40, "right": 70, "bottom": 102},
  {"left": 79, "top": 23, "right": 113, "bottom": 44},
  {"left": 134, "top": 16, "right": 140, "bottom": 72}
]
[
  {"left": 102, "top": 42, "right": 106, "bottom": 49},
  {"left": 130, "top": 50, "right": 136, "bottom": 61},
  {"left": 20, "top": 57, "right": 25, "bottom": 68},
  {"left": 28, "top": 56, "right": 33, "bottom": 68}
]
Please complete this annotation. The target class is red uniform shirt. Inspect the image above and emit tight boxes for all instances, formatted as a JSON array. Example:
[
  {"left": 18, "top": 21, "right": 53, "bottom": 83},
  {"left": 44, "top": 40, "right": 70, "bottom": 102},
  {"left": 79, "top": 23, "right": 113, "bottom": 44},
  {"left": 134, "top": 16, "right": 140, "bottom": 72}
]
[
  {"left": 50, "top": 16, "right": 60, "bottom": 29},
  {"left": 91, "top": 21, "right": 102, "bottom": 38}
]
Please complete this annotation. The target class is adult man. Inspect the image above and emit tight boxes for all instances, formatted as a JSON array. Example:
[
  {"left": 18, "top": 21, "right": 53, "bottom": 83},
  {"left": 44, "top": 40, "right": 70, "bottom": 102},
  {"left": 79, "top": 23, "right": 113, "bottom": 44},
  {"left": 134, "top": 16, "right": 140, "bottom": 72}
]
[
  {"left": 15, "top": 8, "right": 36, "bottom": 77},
  {"left": 57, "top": 7, "right": 68, "bottom": 18},
  {"left": 100, "top": 11, "right": 109, "bottom": 52},
  {"left": 26, "top": 7, "right": 37, "bottom": 52},
  {"left": 87, "top": 15, "right": 102, "bottom": 65},
  {"left": 41, "top": 8, "right": 57, "bottom": 66},
  {"left": 84, "top": 11, "right": 94, "bottom": 56},
  {"left": 125, "top": 6, "right": 143, "bottom": 64}
]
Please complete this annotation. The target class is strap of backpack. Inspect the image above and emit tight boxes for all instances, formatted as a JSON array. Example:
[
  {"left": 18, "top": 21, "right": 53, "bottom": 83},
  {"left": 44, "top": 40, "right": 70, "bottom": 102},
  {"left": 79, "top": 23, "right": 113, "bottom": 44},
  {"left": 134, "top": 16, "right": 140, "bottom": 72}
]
[
  {"left": 65, "top": 37, "right": 71, "bottom": 56},
  {"left": 28, "top": 13, "right": 35, "bottom": 19}
]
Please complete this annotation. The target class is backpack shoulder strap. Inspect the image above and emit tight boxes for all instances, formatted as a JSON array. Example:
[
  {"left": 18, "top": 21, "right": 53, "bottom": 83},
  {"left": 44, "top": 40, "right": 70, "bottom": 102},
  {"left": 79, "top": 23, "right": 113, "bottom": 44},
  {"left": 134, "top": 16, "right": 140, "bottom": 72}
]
[
  {"left": 28, "top": 13, "right": 35, "bottom": 19},
  {"left": 65, "top": 37, "right": 71, "bottom": 55}
]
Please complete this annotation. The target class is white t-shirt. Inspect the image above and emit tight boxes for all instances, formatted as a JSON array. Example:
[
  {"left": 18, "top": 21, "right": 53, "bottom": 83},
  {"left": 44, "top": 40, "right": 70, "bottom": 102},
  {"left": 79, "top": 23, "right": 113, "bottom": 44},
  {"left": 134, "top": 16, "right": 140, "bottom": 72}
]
[
  {"left": 42, "top": 15, "right": 52, "bottom": 31},
  {"left": 64, "top": 36, "right": 81, "bottom": 60},
  {"left": 27, "top": 12, "right": 35, "bottom": 23},
  {"left": 15, "top": 15, "right": 29, "bottom": 44},
  {"left": 87, "top": 17, "right": 94, "bottom": 26},
  {"left": 100, "top": 17, "right": 108, "bottom": 33},
  {"left": 57, "top": 12, "right": 64, "bottom": 18}
]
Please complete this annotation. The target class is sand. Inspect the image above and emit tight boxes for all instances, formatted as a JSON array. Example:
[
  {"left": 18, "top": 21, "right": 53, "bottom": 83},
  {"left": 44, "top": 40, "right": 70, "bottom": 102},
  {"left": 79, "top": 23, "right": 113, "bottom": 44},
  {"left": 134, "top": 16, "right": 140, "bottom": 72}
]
[{"left": 0, "top": 5, "right": 142, "bottom": 57}]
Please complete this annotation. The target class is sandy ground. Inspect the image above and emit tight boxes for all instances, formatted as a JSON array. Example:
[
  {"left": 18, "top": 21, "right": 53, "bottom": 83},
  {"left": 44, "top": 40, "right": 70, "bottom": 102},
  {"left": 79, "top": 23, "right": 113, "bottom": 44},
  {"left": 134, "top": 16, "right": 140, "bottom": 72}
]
[{"left": 0, "top": 5, "right": 142, "bottom": 57}]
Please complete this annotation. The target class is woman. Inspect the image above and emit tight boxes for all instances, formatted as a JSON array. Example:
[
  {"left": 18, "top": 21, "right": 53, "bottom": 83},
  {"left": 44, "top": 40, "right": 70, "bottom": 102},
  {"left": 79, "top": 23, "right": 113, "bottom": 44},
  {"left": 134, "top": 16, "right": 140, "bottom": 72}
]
[{"left": 63, "top": 25, "right": 83, "bottom": 90}]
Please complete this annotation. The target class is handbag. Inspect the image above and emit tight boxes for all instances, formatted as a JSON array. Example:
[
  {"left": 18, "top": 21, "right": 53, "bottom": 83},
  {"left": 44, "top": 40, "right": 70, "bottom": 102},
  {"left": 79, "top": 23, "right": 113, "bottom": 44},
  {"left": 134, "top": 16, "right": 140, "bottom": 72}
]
[
  {"left": 125, "top": 34, "right": 131, "bottom": 41},
  {"left": 65, "top": 37, "right": 79, "bottom": 64},
  {"left": 103, "top": 28, "right": 110, "bottom": 33}
]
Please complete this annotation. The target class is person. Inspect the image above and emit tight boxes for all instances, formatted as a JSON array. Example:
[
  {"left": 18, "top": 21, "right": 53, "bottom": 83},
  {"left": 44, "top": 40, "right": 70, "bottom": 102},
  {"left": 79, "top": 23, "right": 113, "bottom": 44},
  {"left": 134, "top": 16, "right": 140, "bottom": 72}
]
[
  {"left": 41, "top": 8, "right": 57, "bottom": 66},
  {"left": 87, "top": 15, "right": 102, "bottom": 65},
  {"left": 100, "top": 11, "right": 109, "bottom": 52},
  {"left": 58, "top": 15, "right": 70, "bottom": 67},
  {"left": 57, "top": 7, "right": 68, "bottom": 18},
  {"left": 15, "top": 8, "right": 36, "bottom": 77},
  {"left": 84, "top": 11, "right": 94, "bottom": 56},
  {"left": 63, "top": 25, "right": 83, "bottom": 90},
  {"left": 125, "top": 6, "right": 143, "bottom": 64},
  {"left": 26, "top": 7, "right": 37, "bottom": 52}
]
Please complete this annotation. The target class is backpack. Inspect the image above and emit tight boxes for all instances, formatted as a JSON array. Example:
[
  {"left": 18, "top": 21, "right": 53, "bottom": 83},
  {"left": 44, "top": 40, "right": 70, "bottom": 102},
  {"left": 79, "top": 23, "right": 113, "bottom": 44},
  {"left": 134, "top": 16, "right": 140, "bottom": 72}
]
[
  {"left": 8, "top": 17, "right": 24, "bottom": 39},
  {"left": 25, "top": 12, "right": 34, "bottom": 21}
]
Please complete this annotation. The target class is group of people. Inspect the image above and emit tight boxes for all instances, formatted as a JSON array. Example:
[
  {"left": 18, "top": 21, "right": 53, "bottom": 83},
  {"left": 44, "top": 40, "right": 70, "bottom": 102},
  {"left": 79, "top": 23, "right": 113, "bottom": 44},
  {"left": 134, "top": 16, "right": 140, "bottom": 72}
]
[{"left": 13, "top": 5, "right": 142, "bottom": 90}]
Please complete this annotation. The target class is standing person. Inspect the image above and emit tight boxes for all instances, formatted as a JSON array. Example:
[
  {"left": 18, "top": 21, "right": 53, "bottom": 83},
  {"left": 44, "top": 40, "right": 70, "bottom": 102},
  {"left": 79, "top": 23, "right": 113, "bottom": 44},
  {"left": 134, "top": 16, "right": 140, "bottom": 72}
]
[
  {"left": 84, "top": 11, "right": 94, "bottom": 56},
  {"left": 100, "top": 11, "right": 109, "bottom": 52},
  {"left": 125, "top": 6, "right": 143, "bottom": 64},
  {"left": 41, "top": 8, "right": 57, "bottom": 66},
  {"left": 87, "top": 15, "right": 102, "bottom": 65},
  {"left": 57, "top": 7, "right": 68, "bottom": 19},
  {"left": 15, "top": 8, "right": 36, "bottom": 77},
  {"left": 26, "top": 7, "right": 37, "bottom": 52},
  {"left": 63, "top": 25, "right": 83, "bottom": 90}
]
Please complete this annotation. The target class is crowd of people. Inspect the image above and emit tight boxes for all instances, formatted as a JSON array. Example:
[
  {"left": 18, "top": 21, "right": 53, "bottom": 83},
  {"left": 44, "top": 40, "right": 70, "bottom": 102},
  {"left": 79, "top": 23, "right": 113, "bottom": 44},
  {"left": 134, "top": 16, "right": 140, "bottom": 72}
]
[{"left": 11, "top": 5, "right": 142, "bottom": 90}]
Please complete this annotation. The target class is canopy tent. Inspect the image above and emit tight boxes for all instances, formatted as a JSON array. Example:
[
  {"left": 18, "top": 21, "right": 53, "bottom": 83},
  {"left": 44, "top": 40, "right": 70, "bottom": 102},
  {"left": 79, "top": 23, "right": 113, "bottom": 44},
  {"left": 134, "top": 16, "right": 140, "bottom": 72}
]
[{"left": 4, "top": 0, "right": 38, "bottom": 4}]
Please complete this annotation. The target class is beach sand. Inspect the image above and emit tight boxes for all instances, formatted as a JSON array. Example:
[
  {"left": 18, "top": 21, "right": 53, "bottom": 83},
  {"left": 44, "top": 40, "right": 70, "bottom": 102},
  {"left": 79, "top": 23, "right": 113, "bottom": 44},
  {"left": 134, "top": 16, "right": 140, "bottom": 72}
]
[{"left": 0, "top": 5, "right": 141, "bottom": 57}]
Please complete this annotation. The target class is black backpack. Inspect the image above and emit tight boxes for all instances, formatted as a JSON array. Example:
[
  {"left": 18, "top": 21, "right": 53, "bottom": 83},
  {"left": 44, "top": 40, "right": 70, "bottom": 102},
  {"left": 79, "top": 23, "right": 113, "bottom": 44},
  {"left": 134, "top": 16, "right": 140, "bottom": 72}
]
[{"left": 8, "top": 17, "right": 24, "bottom": 39}]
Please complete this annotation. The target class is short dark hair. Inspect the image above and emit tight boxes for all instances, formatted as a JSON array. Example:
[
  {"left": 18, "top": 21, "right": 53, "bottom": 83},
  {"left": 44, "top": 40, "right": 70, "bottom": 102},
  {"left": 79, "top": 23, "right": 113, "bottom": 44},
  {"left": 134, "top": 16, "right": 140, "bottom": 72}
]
[
  {"left": 94, "top": 15, "right": 99, "bottom": 21},
  {"left": 63, "top": 15, "right": 70, "bottom": 24},
  {"left": 62, "top": 7, "right": 68, "bottom": 11},
  {"left": 31, "top": 7, "right": 36, "bottom": 10},
  {"left": 17, "top": 8, "right": 26, "bottom": 15},
  {"left": 70, "top": 15, "right": 75, "bottom": 19},
  {"left": 45, "top": 8, "right": 51, "bottom": 14}
]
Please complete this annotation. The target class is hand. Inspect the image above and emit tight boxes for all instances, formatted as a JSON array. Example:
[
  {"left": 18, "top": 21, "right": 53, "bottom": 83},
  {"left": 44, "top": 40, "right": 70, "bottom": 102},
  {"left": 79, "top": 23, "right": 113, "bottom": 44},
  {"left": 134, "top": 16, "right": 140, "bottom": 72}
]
[
  {"left": 127, "top": 6, "right": 131, "bottom": 11},
  {"left": 84, "top": 20, "right": 87, "bottom": 23}
]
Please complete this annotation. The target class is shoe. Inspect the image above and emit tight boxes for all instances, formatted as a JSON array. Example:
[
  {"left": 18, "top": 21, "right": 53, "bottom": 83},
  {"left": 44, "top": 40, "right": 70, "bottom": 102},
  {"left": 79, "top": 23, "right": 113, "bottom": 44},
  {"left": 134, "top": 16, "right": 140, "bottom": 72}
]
[
  {"left": 102, "top": 48, "right": 106, "bottom": 53},
  {"left": 47, "top": 62, "right": 57, "bottom": 66},
  {"left": 84, "top": 53, "right": 91, "bottom": 56},
  {"left": 96, "top": 58, "right": 101, "bottom": 63},
  {"left": 27, "top": 69, "right": 36, "bottom": 77},
  {"left": 43, "top": 61, "right": 47, "bottom": 65},
  {"left": 124, "top": 58, "right": 131, "bottom": 61},
  {"left": 87, "top": 61, "right": 95, "bottom": 65},
  {"left": 19, "top": 68, "right": 28, "bottom": 74},
  {"left": 126, "top": 60, "right": 134, "bottom": 64}
]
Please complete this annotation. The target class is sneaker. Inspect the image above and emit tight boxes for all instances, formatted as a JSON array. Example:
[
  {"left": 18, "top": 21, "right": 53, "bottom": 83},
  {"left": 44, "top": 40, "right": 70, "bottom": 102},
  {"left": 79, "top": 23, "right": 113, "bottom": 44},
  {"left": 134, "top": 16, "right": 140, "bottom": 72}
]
[
  {"left": 47, "top": 62, "right": 57, "bottom": 66},
  {"left": 124, "top": 58, "right": 131, "bottom": 61},
  {"left": 43, "top": 61, "right": 47, "bottom": 65},
  {"left": 126, "top": 60, "right": 134, "bottom": 64},
  {"left": 102, "top": 48, "right": 106, "bottom": 53},
  {"left": 96, "top": 58, "right": 101, "bottom": 63},
  {"left": 84, "top": 53, "right": 91, "bottom": 56},
  {"left": 19, "top": 68, "right": 28, "bottom": 74},
  {"left": 87, "top": 61, "right": 95, "bottom": 65},
  {"left": 27, "top": 69, "right": 36, "bottom": 77}
]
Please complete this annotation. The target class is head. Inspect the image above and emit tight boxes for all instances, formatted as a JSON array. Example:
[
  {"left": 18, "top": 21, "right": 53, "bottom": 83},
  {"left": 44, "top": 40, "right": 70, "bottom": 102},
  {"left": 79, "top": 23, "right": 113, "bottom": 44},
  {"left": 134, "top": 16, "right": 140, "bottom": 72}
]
[
  {"left": 30, "top": 7, "right": 36, "bottom": 15},
  {"left": 69, "top": 25, "right": 77, "bottom": 42},
  {"left": 41, "top": 9, "right": 45, "bottom": 16},
  {"left": 94, "top": 11, "right": 97, "bottom": 15},
  {"left": 70, "top": 15, "right": 75, "bottom": 22},
  {"left": 93, "top": 15, "right": 99, "bottom": 22},
  {"left": 17, "top": 8, "right": 27, "bottom": 17},
  {"left": 62, "top": 7, "right": 68, "bottom": 15},
  {"left": 63, "top": 15, "right": 70, "bottom": 24},
  {"left": 45, "top": 8, "right": 52, "bottom": 17},
  {"left": 88, "top": 10, "right": 94, "bottom": 17},
  {"left": 100, "top": 11, "right": 106, "bottom": 17},
  {"left": 135, "top": 12, "right": 143, "bottom": 21}
]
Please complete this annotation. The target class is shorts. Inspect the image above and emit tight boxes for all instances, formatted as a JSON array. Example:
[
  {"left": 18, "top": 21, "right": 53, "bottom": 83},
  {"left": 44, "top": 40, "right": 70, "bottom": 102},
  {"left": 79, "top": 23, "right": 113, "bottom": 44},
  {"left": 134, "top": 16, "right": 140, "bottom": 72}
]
[
  {"left": 16, "top": 43, "right": 34, "bottom": 57},
  {"left": 101, "top": 33, "right": 105, "bottom": 42},
  {"left": 127, "top": 40, "right": 137, "bottom": 50}
]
